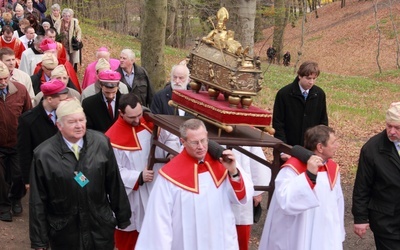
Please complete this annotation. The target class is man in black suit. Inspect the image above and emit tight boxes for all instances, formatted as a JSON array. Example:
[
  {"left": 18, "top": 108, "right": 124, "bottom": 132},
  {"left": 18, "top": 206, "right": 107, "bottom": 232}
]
[
  {"left": 82, "top": 70, "right": 122, "bottom": 133},
  {"left": 116, "top": 49, "right": 154, "bottom": 107},
  {"left": 17, "top": 79, "right": 69, "bottom": 187},
  {"left": 353, "top": 102, "right": 400, "bottom": 249}
]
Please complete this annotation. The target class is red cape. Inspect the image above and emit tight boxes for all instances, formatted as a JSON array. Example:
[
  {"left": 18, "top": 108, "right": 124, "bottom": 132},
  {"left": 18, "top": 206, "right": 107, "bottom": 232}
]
[
  {"left": 105, "top": 116, "right": 153, "bottom": 151},
  {"left": 160, "top": 150, "right": 228, "bottom": 194},
  {"left": 284, "top": 157, "right": 339, "bottom": 190}
]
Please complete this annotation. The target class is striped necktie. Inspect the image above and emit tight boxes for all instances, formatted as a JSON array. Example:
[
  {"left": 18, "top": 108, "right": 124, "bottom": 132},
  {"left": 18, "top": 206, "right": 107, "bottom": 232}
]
[{"left": 302, "top": 91, "right": 308, "bottom": 100}]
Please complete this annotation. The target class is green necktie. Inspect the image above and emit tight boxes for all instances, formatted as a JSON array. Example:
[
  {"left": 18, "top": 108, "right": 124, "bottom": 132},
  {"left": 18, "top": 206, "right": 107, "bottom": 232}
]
[{"left": 72, "top": 144, "right": 79, "bottom": 160}]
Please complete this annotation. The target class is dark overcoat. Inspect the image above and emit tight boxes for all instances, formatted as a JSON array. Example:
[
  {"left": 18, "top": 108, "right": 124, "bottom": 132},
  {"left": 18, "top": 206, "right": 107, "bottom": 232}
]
[
  {"left": 17, "top": 102, "right": 58, "bottom": 184},
  {"left": 352, "top": 130, "right": 400, "bottom": 240},
  {"left": 29, "top": 130, "right": 131, "bottom": 249},
  {"left": 272, "top": 77, "right": 328, "bottom": 146},
  {"left": 81, "top": 91, "right": 121, "bottom": 133}
]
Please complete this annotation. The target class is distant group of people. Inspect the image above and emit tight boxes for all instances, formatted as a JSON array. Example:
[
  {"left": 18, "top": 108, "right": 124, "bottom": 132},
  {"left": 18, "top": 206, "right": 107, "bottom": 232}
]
[
  {"left": 266, "top": 45, "right": 291, "bottom": 66},
  {"left": 0, "top": 2, "right": 82, "bottom": 72}
]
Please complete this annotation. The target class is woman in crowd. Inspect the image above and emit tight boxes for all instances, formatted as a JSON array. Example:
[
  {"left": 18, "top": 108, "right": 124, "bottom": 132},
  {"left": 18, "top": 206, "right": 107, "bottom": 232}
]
[
  {"left": 46, "top": 3, "right": 60, "bottom": 27},
  {"left": 54, "top": 8, "right": 81, "bottom": 72},
  {"left": 26, "top": 13, "right": 43, "bottom": 34},
  {"left": 24, "top": 0, "right": 41, "bottom": 22},
  {"left": 12, "top": 3, "right": 24, "bottom": 29}
]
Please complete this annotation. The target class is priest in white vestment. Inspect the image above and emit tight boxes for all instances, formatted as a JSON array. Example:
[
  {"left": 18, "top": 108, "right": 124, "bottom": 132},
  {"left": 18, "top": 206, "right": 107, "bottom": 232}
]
[
  {"left": 105, "top": 93, "right": 180, "bottom": 250},
  {"left": 136, "top": 118, "right": 254, "bottom": 250},
  {"left": 259, "top": 125, "right": 345, "bottom": 250}
]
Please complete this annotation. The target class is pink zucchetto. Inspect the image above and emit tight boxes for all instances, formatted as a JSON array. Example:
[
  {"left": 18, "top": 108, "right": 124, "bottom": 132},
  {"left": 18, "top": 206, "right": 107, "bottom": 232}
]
[
  {"left": 386, "top": 102, "right": 400, "bottom": 123},
  {"left": 98, "top": 70, "right": 121, "bottom": 83},
  {"left": 40, "top": 79, "right": 69, "bottom": 96},
  {"left": 97, "top": 47, "right": 109, "bottom": 52},
  {"left": 40, "top": 38, "right": 57, "bottom": 52}
]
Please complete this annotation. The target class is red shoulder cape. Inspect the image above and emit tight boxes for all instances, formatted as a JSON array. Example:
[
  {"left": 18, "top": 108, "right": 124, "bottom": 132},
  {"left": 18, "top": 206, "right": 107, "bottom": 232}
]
[
  {"left": 284, "top": 157, "right": 339, "bottom": 190},
  {"left": 160, "top": 150, "right": 228, "bottom": 193},
  {"left": 105, "top": 116, "right": 153, "bottom": 151}
]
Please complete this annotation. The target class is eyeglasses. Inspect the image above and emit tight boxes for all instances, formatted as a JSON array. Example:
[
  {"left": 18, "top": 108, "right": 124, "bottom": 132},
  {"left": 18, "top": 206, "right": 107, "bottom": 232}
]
[{"left": 185, "top": 138, "right": 208, "bottom": 148}]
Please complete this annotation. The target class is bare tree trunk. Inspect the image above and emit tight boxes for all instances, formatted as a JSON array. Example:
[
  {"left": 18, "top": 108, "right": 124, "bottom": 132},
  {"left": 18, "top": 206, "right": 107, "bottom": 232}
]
[
  {"left": 388, "top": 0, "right": 400, "bottom": 69},
  {"left": 139, "top": 0, "right": 146, "bottom": 39},
  {"left": 179, "top": 0, "right": 189, "bottom": 49},
  {"left": 141, "top": 0, "right": 167, "bottom": 90},
  {"left": 220, "top": 0, "right": 257, "bottom": 56},
  {"left": 372, "top": 0, "right": 382, "bottom": 73},
  {"left": 294, "top": 0, "right": 307, "bottom": 72},
  {"left": 272, "top": 0, "right": 289, "bottom": 63},
  {"left": 166, "top": 0, "right": 178, "bottom": 46}
]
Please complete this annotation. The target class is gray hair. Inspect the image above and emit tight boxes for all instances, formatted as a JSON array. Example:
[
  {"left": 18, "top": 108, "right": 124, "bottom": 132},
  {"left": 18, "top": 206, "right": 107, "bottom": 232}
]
[
  {"left": 121, "top": 49, "right": 136, "bottom": 61},
  {"left": 62, "top": 8, "right": 74, "bottom": 17},
  {"left": 179, "top": 119, "right": 206, "bottom": 139},
  {"left": 51, "top": 4, "right": 60, "bottom": 11},
  {"left": 34, "top": 35, "right": 44, "bottom": 46}
]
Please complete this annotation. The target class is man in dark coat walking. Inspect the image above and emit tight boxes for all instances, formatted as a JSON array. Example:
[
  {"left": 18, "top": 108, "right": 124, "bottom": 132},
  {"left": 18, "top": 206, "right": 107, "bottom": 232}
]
[
  {"left": 82, "top": 70, "right": 122, "bottom": 133},
  {"left": 353, "top": 102, "right": 400, "bottom": 250},
  {"left": 17, "top": 79, "right": 69, "bottom": 185},
  {"left": 272, "top": 61, "right": 328, "bottom": 161},
  {"left": 29, "top": 98, "right": 131, "bottom": 250}
]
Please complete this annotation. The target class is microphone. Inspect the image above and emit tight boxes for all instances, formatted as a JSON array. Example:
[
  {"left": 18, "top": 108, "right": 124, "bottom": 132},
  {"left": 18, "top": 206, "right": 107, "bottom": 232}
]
[
  {"left": 207, "top": 139, "right": 232, "bottom": 163},
  {"left": 290, "top": 145, "right": 314, "bottom": 164}
]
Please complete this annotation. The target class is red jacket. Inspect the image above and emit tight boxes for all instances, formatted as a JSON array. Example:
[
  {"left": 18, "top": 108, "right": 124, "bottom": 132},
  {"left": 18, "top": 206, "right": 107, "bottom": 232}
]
[{"left": 0, "top": 81, "right": 32, "bottom": 147}]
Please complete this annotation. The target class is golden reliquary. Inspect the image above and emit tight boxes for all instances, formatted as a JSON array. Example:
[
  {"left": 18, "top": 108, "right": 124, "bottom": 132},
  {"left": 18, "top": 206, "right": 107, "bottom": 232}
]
[{"left": 187, "top": 7, "right": 263, "bottom": 109}]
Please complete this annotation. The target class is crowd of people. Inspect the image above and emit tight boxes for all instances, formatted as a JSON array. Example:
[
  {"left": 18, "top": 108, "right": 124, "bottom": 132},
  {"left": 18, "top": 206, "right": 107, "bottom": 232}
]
[{"left": 0, "top": 2, "right": 398, "bottom": 250}]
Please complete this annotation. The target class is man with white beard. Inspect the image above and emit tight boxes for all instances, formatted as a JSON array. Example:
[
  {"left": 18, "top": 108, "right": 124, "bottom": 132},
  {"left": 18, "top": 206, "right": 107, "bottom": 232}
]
[{"left": 150, "top": 64, "right": 190, "bottom": 116}]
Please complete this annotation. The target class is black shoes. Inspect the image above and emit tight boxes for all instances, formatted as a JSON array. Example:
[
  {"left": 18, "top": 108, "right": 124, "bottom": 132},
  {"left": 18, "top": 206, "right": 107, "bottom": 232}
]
[
  {"left": 11, "top": 200, "right": 23, "bottom": 216},
  {"left": 0, "top": 200, "right": 22, "bottom": 222},
  {"left": 0, "top": 211, "right": 12, "bottom": 222}
]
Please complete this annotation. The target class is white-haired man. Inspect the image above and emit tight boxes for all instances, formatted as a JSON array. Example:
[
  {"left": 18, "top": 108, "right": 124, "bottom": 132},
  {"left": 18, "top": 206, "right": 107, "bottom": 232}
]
[
  {"left": 150, "top": 64, "right": 190, "bottom": 115},
  {"left": 116, "top": 49, "right": 154, "bottom": 107}
]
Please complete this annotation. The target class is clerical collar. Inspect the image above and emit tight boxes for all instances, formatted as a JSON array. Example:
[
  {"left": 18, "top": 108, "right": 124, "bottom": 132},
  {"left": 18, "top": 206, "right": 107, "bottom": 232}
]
[{"left": 32, "top": 47, "right": 42, "bottom": 54}]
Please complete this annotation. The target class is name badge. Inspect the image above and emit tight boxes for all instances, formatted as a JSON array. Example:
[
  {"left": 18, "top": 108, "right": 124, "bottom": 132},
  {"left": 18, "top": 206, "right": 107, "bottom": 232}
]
[{"left": 74, "top": 171, "right": 89, "bottom": 188}]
